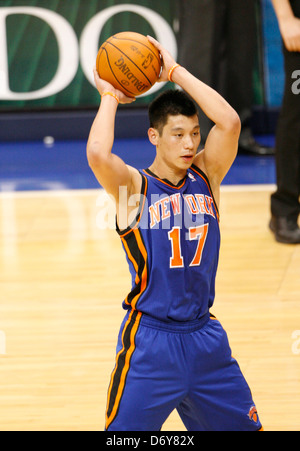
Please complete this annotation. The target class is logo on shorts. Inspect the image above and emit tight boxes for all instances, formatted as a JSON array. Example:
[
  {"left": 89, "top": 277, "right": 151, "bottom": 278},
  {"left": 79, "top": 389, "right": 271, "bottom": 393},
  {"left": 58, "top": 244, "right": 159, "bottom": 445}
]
[{"left": 248, "top": 406, "right": 258, "bottom": 423}]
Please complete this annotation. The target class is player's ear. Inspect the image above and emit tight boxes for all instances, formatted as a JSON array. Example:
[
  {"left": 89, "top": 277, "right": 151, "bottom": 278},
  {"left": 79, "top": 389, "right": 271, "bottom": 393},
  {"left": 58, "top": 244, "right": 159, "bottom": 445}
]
[{"left": 148, "top": 128, "right": 159, "bottom": 146}]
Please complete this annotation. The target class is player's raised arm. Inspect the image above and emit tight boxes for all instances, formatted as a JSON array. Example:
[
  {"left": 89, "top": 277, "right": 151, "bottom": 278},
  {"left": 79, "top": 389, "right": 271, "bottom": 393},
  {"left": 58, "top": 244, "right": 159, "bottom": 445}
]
[
  {"left": 87, "top": 69, "right": 138, "bottom": 202},
  {"left": 148, "top": 36, "right": 241, "bottom": 200}
]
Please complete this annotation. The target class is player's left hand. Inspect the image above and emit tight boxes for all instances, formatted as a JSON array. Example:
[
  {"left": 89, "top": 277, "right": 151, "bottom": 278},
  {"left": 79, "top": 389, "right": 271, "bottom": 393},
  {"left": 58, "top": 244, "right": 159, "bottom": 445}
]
[{"left": 147, "top": 36, "right": 177, "bottom": 82}]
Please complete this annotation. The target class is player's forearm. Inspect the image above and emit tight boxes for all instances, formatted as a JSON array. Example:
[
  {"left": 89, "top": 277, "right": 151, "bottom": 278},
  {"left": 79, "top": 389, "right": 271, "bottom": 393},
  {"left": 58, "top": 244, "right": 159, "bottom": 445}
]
[
  {"left": 172, "top": 66, "right": 240, "bottom": 131},
  {"left": 87, "top": 96, "right": 118, "bottom": 162}
]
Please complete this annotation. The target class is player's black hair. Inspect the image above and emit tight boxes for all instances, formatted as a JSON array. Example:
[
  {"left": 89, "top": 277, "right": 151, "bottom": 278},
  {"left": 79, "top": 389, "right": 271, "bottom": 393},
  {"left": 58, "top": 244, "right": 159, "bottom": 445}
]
[{"left": 148, "top": 89, "right": 198, "bottom": 135}]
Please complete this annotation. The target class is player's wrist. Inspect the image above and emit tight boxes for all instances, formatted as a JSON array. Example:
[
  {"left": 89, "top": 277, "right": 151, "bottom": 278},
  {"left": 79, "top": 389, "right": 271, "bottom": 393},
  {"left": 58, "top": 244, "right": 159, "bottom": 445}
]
[
  {"left": 168, "top": 64, "right": 181, "bottom": 83},
  {"left": 101, "top": 91, "right": 120, "bottom": 104}
]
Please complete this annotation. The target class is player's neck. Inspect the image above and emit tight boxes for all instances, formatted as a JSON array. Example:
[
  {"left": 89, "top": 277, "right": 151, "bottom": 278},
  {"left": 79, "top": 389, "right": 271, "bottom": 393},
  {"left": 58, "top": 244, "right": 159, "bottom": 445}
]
[{"left": 148, "top": 159, "right": 187, "bottom": 186}]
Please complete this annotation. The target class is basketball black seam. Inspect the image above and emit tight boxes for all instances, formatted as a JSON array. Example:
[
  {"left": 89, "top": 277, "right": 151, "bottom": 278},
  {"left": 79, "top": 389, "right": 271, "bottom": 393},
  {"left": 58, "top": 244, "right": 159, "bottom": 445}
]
[
  {"left": 101, "top": 47, "right": 136, "bottom": 96},
  {"left": 106, "top": 41, "right": 153, "bottom": 86},
  {"left": 111, "top": 36, "right": 161, "bottom": 65}
]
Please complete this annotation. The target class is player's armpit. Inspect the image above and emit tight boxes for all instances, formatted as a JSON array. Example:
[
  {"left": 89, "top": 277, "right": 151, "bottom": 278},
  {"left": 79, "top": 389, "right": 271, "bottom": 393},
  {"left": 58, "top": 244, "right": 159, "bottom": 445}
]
[
  {"left": 201, "top": 116, "right": 240, "bottom": 185},
  {"left": 87, "top": 147, "right": 140, "bottom": 202}
]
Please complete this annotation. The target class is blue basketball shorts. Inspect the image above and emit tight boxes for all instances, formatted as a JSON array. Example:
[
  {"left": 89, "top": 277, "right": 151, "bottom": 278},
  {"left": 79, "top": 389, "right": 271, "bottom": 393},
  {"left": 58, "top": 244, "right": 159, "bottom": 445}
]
[{"left": 105, "top": 309, "right": 262, "bottom": 431}]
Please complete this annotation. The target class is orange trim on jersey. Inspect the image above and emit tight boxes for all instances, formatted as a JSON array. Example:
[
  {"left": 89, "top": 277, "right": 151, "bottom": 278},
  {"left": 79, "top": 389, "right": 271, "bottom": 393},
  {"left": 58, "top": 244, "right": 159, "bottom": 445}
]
[
  {"left": 121, "top": 237, "right": 139, "bottom": 299},
  {"left": 105, "top": 315, "right": 130, "bottom": 427},
  {"left": 105, "top": 186, "right": 149, "bottom": 428},
  {"left": 142, "top": 169, "right": 187, "bottom": 190},
  {"left": 105, "top": 309, "right": 142, "bottom": 430},
  {"left": 132, "top": 228, "right": 148, "bottom": 309},
  {"left": 189, "top": 165, "right": 220, "bottom": 222},
  {"left": 118, "top": 174, "right": 148, "bottom": 238},
  {"left": 121, "top": 228, "right": 148, "bottom": 308}
]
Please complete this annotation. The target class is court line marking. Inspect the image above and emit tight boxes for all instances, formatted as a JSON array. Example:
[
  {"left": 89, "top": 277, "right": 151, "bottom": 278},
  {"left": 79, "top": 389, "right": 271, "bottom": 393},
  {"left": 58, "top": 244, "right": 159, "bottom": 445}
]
[
  {"left": 221, "top": 184, "right": 276, "bottom": 192},
  {"left": 0, "top": 185, "right": 276, "bottom": 199}
]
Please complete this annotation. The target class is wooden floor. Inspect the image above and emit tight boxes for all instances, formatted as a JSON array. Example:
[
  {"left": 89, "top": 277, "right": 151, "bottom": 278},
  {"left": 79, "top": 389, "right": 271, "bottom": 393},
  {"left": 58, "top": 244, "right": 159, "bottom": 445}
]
[{"left": 0, "top": 185, "right": 300, "bottom": 431}]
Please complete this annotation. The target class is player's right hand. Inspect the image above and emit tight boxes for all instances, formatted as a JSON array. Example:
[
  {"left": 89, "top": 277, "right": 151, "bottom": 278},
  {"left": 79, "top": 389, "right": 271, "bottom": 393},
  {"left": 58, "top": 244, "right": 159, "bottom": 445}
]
[{"left": 93, "top": 68, "right": 136, "bottom": 104}]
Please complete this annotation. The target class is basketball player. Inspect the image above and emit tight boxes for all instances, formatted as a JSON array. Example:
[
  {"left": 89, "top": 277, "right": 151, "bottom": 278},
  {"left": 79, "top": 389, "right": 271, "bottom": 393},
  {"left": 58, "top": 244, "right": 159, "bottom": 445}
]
[{"left": 87, "top": 36, "right": 262, "bottom": 431}]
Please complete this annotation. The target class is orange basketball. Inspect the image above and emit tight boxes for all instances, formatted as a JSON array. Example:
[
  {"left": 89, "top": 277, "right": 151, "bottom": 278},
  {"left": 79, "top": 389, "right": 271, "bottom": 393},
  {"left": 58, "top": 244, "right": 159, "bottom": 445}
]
[{"left": 96, "top": 32, "right": 161, "bottom": 97}]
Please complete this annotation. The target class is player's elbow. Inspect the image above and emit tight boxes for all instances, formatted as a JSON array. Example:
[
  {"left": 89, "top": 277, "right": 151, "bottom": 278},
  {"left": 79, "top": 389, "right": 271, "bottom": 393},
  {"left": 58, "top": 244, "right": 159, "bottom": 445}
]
[
  {"left": 87, "top": 142, "right": 104, "bottom": 170},
  {"left": 223, "top": 110, "right": 241, "bottom": 137}
]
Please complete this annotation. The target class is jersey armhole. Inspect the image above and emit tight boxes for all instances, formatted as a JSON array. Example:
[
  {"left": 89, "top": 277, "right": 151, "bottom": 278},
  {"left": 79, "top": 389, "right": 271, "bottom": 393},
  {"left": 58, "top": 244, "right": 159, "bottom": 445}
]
[
  {"left": 190, "top": 164, "right": 220, "bottom": 221},
  {"left": 116, "top": 172, "right": 148, "bottom": 237}
]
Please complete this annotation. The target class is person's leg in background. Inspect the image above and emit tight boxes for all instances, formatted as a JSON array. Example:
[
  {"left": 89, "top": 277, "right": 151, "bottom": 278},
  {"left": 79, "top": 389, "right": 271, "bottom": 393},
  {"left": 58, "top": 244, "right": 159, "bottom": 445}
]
[
  {"left": 177, "top": 0, "right": 216, "bottom": 142},
  {"left": 270, "top": 46, "right": 300, "bottom": 243},
  {"left": 218, "top": 0, "right": 273, "bottom": 155},
  {"left": 269, "top": 0, "right": 300, "bottom": 243}
]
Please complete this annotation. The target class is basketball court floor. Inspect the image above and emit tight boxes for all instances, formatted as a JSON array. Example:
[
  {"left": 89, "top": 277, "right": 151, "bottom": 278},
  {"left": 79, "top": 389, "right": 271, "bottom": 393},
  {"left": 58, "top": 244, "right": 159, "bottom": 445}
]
[{"left": 0, "top": 136, "right": 300, "bottom": 431}]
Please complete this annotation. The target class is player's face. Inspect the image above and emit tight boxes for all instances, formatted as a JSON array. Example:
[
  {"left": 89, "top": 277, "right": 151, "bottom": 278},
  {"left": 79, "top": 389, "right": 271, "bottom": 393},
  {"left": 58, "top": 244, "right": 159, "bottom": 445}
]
[{"left": 158, "top": 114, "right": 201, "bottom": 170}]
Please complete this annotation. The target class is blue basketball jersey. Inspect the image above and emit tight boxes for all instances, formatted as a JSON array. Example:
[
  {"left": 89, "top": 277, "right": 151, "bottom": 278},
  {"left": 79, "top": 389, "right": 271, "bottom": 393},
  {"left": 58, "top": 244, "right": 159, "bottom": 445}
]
[
  {"left": 107, "top": 165, "right": 262, "bottom": 431},
  {"left": 117, "top": 164, "right": 221, "bottom": 322}
]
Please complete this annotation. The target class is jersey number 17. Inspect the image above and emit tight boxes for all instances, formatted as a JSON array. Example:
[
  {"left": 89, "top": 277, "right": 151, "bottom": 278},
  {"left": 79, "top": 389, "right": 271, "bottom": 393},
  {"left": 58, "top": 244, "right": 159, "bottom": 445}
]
[{"left": 168, "top": 224, "right": 209, "bottom": 269}]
